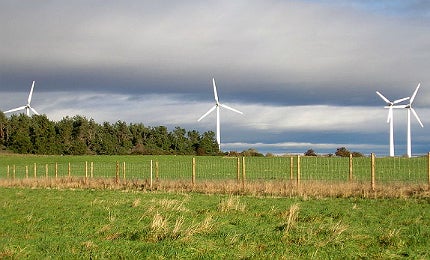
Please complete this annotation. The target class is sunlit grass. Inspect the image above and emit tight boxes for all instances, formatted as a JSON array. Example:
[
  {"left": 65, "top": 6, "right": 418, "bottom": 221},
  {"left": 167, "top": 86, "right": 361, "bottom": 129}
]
[{"left": 0, "top": 188, "right": 429, "bottom": 258}]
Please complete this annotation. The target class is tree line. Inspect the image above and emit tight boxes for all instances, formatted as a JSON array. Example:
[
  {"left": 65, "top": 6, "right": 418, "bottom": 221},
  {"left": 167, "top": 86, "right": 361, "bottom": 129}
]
[
  {"left": 0, "top": 112, "right": 366, "bottom": 157},
  {"left": 0, "top": 113, "right": 221, "bottom": 155}
]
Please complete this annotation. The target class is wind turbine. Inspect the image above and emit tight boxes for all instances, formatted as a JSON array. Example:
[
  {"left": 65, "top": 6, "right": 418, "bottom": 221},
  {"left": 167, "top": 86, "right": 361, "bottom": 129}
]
[
  {"left": 4, "top": 81, "right": 40, "bottom": 116},
  {"left": 198, "top": 78, "right": 243, "bottom": 150},
  {"left": 403, "top": 83, "right": 424, "bottom": 158},
  {"left": 376, "top": 90, "right": 409, "bottom": 157}
]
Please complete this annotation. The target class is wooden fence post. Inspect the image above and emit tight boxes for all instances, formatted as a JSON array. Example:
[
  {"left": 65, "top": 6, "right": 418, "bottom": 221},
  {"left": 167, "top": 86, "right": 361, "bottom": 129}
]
[
  {"left": 7, "top": 165, "right": 10, "bottom": 178},
  {"left": 296, "top": 155, "right": 301, "bottom": 188},
  {"left": 25, "top": 166, "right": 28, "bottom": 179},
  {"left": 150, "top": 160, "right": 153, "bottom": 189},
  {"left": 91, "top": 162, "right": 94, "bottom": 178},
  {"left": 192, "top": 157, "right": 196, "bottom": 186},
  {"left": 85, "top": 161, "right": 88, "bottom": 183},
  {"left": 237, "top": 157, "right": 240, "bottom": 183},
  {"left": 155, "top": 161, "right": 159, "bottom": 181},
  {"left": 290, "top": 156, "right": 294, "bottom": 181},
  {"left": 428, "top": 152, "right": 430, "bottom": 186},
  {"left": 34, "top": 163, "right": 37, "bottom": 178},
  {"left": 55, "top": 163, "right": 58, "bottom": 179},
  {"left": 45, "top": 164, "right": 48, "bottom": 178},
  {"left": 349, "top": 153, "right": 353, "bottom": 181},
  {"left": 13, "top": 165, "right": 16, "bottom": 179},
  {"left": 115, "top": 161, "right": 119, "bottom": 184},
  {"left": 242, "top": 157, "right": 246, "bottom": 189},
  {"left": 123, "top": 162, "right": 126, "bottom": 181},
  {"left": 371, "top": 153, "right": 375, "bottom": 191},
  {"left": 68, "top": 162, "right": 71, "bottom": 177}
]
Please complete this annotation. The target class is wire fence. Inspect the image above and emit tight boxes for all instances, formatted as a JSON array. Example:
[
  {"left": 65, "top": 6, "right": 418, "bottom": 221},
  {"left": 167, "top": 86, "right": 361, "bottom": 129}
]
[{"left": 2, "top": 154, "right": 430, "bottom": 189}]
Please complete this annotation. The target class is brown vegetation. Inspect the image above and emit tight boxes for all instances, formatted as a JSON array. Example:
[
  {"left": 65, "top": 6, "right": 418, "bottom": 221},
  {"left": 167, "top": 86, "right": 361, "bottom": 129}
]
[{"left": 0, "top": 177, "right": 429, "bottom": 199}]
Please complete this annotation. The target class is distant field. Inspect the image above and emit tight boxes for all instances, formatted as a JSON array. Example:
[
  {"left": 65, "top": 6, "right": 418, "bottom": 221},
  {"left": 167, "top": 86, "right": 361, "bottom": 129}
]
[{"left": 0, "top": 188, "right": 429, "bottom": 258}]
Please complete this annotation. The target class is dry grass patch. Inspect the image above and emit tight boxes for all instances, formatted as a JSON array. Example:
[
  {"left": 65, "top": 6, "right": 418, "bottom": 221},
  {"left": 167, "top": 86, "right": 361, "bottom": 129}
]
[
  {"left": 146, "top": 212, "right": 214, "bottom": 242},
  {"left": 218, "top": 196, "right": 246, "bottom": 212},
  {"left": 281, "top": 203, "right": 300, "bottom": 235},
  {"left": 0, "top": 178, "right": 429, "bottom": 198}
]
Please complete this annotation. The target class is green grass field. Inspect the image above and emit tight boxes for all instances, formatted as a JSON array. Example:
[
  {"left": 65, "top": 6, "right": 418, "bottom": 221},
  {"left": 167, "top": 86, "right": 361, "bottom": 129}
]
[
  {"left": 0, "top": 154, "right": 428, "bottom": 183},
  {"left": 0, "top": 187, "right": 429, "bottom": 259}
]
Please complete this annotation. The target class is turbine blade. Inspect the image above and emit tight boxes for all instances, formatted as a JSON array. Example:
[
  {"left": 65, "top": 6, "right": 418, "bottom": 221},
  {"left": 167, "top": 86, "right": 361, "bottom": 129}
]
[
  {"left": 393, "top": 97, "right": 409, "bottom": 104},
  {"left": 376, "top": 91, "right": 391, "bottom": 104},
  {"left": 411, "top": 108, "right": 424, "bottom": 127},
  {"left": 220, "top": 103, "right": 243, "bottom": 114},
  {"left": 212, "top": 78, "right": 219, "bottom": 103},
  {"left": 386, "top": 105, "right": 407, "bottom": 109},
  {"left": 410, "top": 83, "right": 420, "bottom": 104},
  {"left": 197, "top": 106, "right": 216, "bottom": 121},
  {"left": 30, "top": 106, "right": 40, "bottom": 115},
  {"left": 28, "top": 81, "right": 35, "bottom": 104},
  {"left": 4, "top": 106, "right": 27, "bottom": 113}
]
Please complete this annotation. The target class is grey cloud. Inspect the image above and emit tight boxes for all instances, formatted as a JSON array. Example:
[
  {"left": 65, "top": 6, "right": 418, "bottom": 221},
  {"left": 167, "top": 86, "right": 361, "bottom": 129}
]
[
  {"left": 1, "top": 1, "right": 429, "bottom": 107},
  {"left": 1, "top": 1, "right": 429, "bottom": 155}
]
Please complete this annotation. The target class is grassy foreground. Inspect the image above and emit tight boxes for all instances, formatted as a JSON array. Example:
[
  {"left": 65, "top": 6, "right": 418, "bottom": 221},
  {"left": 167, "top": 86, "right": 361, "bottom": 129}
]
[{"left": 0, "top": 188, "right": 429, "bottom": 259}]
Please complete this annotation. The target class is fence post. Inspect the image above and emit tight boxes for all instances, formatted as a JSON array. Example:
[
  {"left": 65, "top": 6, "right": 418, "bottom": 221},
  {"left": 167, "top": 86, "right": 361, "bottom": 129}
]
[
  {"left": 150, "top": 160, "right": 153, "bottom": 189},
  {"left": 25, "top": 166, "right": 28, "bottom": 179},
  {"left": 237, "top": 157, "right": 240, "bottom": 183},
  {"left": 242, "top": 157, "right": 246, "bottom": 189},
  {"left": 34, "top": 163, "right": 37, "bottom": 178},
  {"left": 123, "top": 162, "right": 126, "bottom": 181},
  {"left": 192, "top": 157, "right": 196, "bottom": 186},
  {"left": 371, "top": 153, "right": 375, "bottom": 191},
  {"left": 155, "top": 161, "right": 159, "bottom": 181},
  {"left": 13, "top": 165, "right": 16, "bottom": 179},
  {"left": 349, "top": 153, "right": 353, "bottom": 181},
  {"left": 7, "top": 165, "right": 10, "bottom": 178},
  {"left": 296, "top": 155, "right": 301, "bottom": 188},
  {"left": 290, "top": 156, "right": 294, "bottom": 181},
  {"left": 85, "top": 161, "right": 88, "bottom": 183},
  {"left": 115, "top": 161, "right": 119, "bottom": 184},
  {"left": 55, "top": 163, "right": 58, "bottom": 179},
  {"left": 45, "top": 164, "right": 48, "bottom": 178},
  {"left": 91, "top": 162, "right": 94, "bottom": 178},
  {"left": 68, "top": 162, "right": 71, "bottom": 178},
  {"left": 428, "top": 152, "right": 430, "bottom": 186}
]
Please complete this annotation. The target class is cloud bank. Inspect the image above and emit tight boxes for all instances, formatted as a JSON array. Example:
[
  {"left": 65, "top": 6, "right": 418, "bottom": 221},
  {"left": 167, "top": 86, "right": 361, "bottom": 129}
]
[{"left": 1, "top": 1, "right": 429, "bottom": 155}]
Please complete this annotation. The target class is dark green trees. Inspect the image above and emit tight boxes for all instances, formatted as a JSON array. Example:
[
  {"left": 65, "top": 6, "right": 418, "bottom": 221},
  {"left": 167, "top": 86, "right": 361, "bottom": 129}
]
[{"left": 0, "top": 113, "right": 220, "bottom": 155}]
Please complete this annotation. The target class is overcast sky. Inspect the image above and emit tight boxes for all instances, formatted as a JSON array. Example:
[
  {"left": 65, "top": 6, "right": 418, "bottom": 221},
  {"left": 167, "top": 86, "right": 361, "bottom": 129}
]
[{"left": 1, "top": 0, "right": 429, "bottom": 156}]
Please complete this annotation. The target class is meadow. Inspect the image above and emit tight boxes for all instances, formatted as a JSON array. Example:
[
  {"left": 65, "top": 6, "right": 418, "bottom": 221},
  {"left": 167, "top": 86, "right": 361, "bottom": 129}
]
[
  {"left": 0, "top": 154, "right": 429, "bottom": 197},
  {"left": 0, "top": 187, "right": 429, "bottom": 259},
  {"left": 1, "top": 153, "right": 428, "bottom": 181}
]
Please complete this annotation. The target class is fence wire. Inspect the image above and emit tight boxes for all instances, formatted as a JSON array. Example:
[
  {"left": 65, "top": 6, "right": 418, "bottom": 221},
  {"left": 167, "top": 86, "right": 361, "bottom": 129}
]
[{"left": 1, "top": 155, "right": 429, "bottom": 185}]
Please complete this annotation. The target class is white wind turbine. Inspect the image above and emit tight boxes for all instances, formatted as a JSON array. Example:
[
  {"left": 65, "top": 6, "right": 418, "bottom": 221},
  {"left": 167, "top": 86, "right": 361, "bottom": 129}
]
[
  {"left": 376, "top": 90, "right": 409, "bottom": 157},
  {"left": 402, "top": 83, "right": 424, "bottom": 158},
  {"left": 4, "top": 81, "right": 40, "bottom": 116},
  {"left": 198, "top": 78, "right": 243, "bottom": 150}
]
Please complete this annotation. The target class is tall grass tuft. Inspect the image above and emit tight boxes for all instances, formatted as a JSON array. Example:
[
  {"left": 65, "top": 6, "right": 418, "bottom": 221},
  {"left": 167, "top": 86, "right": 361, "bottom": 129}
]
[
  {"left": 149, "top": 213, "right": 168, "bottom": 241},
  {"left": 145, "top": 211, "right": 214, "bottom": 242},
  {"left": 282, "top": 203, "right": 300, "bottom": 235},
  {"left": 218, "top": 196, "right": 246, "bottom": 212}
]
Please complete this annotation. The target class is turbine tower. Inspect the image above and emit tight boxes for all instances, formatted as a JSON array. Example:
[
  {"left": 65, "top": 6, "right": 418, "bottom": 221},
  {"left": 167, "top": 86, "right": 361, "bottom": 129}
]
[
  {"left": 4, "top": 81, "right": 40, "bottom": 116},
  {"left": 376, "top": 91, "right": 409, "bottom": 157},
  {"left": 198, "top": 78, "right": 243, "bottom": 150},
  {"left": 404, "top": 83, "right": 424, "bottom": 158}
]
